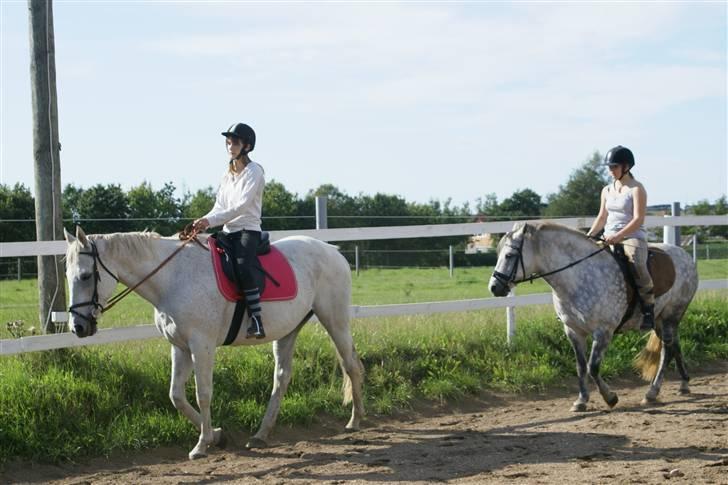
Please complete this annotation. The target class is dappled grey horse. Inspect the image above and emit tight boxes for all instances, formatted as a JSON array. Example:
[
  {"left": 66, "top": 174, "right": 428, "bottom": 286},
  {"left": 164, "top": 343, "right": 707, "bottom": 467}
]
[
  {"left": 64, "top": 226, "right": 364, "bottom": 459},
  {"left": 489, "top": 221, "right": 698, "bottom": 411}
]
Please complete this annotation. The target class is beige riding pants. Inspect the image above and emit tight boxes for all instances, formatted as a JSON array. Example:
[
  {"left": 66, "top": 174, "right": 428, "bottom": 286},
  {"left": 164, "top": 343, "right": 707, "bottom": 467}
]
[{"left": 622, "top": 237, "right": 655, "bottom": 306}]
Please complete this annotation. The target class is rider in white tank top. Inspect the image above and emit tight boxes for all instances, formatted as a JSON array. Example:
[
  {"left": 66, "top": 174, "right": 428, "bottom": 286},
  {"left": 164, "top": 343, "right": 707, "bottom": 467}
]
[
  {"left": 587, "top": 145, "right": 655, "bottom": 331},
  {"left": 605, "top": 182, "right": 647, "bottom": 240}
]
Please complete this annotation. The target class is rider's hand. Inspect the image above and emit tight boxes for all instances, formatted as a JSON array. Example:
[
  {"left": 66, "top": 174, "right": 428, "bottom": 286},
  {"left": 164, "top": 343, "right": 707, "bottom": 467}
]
[
  {"left": 192, "top": 218, "right": 210, "bottom": 232},
  {"left": 605, "top": 234, "right": 623, "bottom": 245}
]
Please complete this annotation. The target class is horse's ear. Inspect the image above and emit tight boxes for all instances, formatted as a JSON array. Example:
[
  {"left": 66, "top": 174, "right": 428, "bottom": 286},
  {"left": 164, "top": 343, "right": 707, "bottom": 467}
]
[
  {"left": 64, "top": 228, "right": 76, "bottom": 244},
  {"left": 75, "top": 226, "right": 89, "bottom": 246}
]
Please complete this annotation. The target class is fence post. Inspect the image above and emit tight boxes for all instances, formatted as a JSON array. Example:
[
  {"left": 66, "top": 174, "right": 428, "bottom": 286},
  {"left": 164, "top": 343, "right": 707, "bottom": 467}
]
[
  {"left": 692, "top": 234, "right": 697, "bottom": 262},
  {"left": 506, "top": 289, "right": 516, "bottom": 344},
  {"left": 663, "top": 202, "right": 680, "bottom": 245},
  {"left": 17, "top": 258, "right": 22, "bottom": 281},
  {"left": 355, "top": 245, "right": 360, "bottom": 276},
  {"left": 449, "top": 245, "right": 454, "bottom": 278},
  {"left": 315, "top": 196, "right": 328, "bottom": 230}
]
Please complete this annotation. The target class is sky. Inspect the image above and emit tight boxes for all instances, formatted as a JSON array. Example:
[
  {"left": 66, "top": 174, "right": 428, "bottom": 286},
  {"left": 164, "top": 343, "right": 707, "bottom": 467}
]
[{"left": 1, "top": 1, "right": 726, "bottom": 211}]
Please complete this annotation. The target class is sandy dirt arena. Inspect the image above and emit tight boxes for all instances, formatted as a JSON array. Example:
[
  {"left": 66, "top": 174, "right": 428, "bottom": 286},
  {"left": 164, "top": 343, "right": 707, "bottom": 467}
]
[{"left": 3, "top": 361, "right": 727, "bottom": 484}]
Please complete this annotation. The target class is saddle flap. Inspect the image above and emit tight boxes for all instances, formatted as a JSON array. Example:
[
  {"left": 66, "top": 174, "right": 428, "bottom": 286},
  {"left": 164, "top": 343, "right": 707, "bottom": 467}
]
[{"left": 647, "top": 247, "right": 676, "bottom": 298}]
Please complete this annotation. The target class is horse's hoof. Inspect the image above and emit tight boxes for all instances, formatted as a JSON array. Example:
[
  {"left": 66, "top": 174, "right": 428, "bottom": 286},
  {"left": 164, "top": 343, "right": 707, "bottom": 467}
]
[
  {"left": 189, "top": 450, "right": 207, "bottom": 460},
  {"left": 570, "top": 402, "right": 588, "bottom": 412},
  {"left": 678, "top": 384, "right": 690, "bottom": 395},
  {"left": 213, "top": 428, "right": 227, "bottom": 448},
  {"left": 245, "top": 437, "right": 268, "bottom": 449},
  {"left": 641, "top": 396, "right": 658, "bottom": 406},
  {"left": 605, "top": 393, "right": 619, "bottom": 408}
]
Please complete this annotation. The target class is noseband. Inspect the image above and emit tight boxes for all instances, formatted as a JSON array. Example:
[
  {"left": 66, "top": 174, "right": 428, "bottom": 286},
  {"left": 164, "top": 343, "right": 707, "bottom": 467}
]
[
  {"left": 68, "top": 240, "right": 119, "bottom": 328},
  {"left": 491, "top": 228, "right": 527, "bottom": 288}
]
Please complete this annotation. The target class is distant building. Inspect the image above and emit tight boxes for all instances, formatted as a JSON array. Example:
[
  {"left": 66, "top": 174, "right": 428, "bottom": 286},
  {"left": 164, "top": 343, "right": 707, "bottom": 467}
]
[{"left": 466, "top": 233, "right": 495, "bottom": 254}]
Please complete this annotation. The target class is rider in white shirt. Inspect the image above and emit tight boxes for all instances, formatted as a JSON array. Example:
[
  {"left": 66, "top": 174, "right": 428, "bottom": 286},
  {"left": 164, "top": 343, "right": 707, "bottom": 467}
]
[{"left": 193, "top": 123, "right": 266, "bottom": 338}]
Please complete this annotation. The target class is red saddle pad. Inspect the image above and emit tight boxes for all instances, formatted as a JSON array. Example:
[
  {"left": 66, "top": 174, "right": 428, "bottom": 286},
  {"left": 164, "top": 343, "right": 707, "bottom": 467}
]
[{"left": 208, "top": 238, "right": 298, "bottom": 302}]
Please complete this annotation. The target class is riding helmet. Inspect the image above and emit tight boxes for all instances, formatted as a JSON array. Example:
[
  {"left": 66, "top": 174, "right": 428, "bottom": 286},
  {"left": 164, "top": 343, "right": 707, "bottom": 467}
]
[
  {"left": 221, "top": 123, "right": 256, "bottom": 151},
  {"left": 603, "top": 145, "right": 634, "bottom": 168}
]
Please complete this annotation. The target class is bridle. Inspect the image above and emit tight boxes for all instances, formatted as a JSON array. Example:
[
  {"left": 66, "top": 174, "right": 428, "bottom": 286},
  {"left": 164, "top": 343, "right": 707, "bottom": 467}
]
[
  {"left": 68, "top": 227, "right": 203, "bottom": 330},
  {"left": 68, "top": 240, "right": 119, "bottom": 330},
  {"left": 491, "top": 223, "right": 609, "bottom": 287}
]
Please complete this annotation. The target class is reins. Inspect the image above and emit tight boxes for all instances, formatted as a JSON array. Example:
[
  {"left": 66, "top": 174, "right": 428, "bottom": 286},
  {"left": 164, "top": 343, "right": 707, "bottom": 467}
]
[
  {"left": 72, "top": 225, "right": 205, "bottom": 317},
  {"left": 514, "top": 243, "right": 608, "bottom": 284},
  {"left": 101, "top": 225, "right": 205, "bottom": 313},
  {"left": 493, "top": 223, "right": 609, "bottom": 287}
]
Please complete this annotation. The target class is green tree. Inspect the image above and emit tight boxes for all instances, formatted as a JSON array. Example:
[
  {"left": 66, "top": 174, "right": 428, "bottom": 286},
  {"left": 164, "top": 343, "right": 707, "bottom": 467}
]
[
  {"left": 0, "top": 183, "right": 35, "bottom": 242},
  {"left": 181, "top": 187, "right": 215, "bottom": 223},
  {"left": 544, "top": 151, "right": 608, "bottom": 217},
  {"left": 262, "top": 180, "right": 300, "bottom": 230},
  {"left": 127, "top": 181, "right": 183, "bottom": 235},
  {"left": 685, "top": 196, "right": 728, "bottom": 239},
  {"left": 73, "top": 184, "right": 130, "bottom": 234},
  {"left": 499, "top": 188, "right": 543, "bottom": 218}
]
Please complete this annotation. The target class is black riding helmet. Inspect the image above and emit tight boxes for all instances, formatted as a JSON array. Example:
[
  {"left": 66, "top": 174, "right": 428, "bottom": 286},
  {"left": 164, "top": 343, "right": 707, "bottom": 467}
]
[
  {"left": 221, "top": 123, "right": 256, "bottom": 152},
  {"left": 603, "top": 145, "right": 635, "bottom": 169}
]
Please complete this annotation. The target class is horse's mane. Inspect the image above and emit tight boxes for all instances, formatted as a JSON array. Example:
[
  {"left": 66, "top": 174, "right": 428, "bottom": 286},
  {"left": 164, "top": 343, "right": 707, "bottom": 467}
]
[
  {"left": 91, "top": 231, "right": 164, "bottom": 260},
  {"left": 532, "top": 221, "right": 599, "bottom": 248}
]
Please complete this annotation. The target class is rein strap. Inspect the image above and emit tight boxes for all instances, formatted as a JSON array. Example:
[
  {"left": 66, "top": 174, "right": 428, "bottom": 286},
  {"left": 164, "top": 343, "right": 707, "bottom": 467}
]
[{"left": 102, "top": 227, "right": 202, "bottom": 313}]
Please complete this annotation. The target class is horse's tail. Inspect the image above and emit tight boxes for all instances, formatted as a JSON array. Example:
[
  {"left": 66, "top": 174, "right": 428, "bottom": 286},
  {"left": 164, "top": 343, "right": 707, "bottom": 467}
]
[
  {"left": 338, "top": 349, "right": 365, "bottom": 406},
  {"left": 634, "top": 331, "right": 662, "bottom": 381}
]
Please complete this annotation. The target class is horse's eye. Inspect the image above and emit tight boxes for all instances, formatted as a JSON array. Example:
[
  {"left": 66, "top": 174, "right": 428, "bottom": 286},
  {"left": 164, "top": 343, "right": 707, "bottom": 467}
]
[{"left": 80, "top": 273, "right": 92, "bottom": 281}]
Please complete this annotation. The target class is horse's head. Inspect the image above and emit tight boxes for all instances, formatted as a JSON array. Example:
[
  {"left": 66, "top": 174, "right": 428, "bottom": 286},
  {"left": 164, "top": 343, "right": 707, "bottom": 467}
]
[
  {"left": 489, "top": 222, "right": 537, "bottom": 297},
  {"left": 64, "top": 226, "right": 119, "bottom": 338}
]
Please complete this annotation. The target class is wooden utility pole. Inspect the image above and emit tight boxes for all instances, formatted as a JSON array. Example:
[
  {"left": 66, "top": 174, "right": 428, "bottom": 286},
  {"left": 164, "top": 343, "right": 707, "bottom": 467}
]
[{"left": 28, "top": 0, "right": 66, "bottom": 333}]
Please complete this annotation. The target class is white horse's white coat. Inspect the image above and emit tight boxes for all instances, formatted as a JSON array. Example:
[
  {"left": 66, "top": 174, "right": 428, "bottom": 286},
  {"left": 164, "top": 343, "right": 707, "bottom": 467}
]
[
  {"left": 64, "top": 228, "right": 364, "bottom": 459},
  {"left": 490, "top": 222, "right": 698, "bottom": 410}
]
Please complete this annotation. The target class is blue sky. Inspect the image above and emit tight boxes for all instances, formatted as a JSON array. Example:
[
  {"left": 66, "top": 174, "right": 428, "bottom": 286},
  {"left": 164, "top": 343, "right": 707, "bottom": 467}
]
[{"left": 1, "top": 1, "right": 726, "bottom": 210}]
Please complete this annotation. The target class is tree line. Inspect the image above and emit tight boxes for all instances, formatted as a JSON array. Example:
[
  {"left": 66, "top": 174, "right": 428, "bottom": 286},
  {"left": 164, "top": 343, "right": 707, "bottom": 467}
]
[{"left": 2, "top": 152, "right": 726, "bottom": 248}]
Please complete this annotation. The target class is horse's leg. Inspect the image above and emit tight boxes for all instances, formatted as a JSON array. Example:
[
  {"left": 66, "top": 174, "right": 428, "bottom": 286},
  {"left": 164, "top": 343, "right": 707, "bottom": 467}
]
[
  {"left": 169, "top": 345, "right": 224, "bottom": 451},
  {"left": 642, "top": 318, "right": 685, "bottom": 404},
  {"left": 565, "top": 326, "right": 590, "bottom": 412},
  {"left": 673, "top": 337, "right": 691, "bottom": 395},
  {"left": 315, "top": 303, "right": 365, "bottom": 432},
  {"left": 246, "top": 324, "right": 304, "bottom": 449},
  {"left": 188, "top": 341, "right": 217, "bottom": 460},
  {"left": 588, "top": 329, "right": 619, "bottom": 408}
]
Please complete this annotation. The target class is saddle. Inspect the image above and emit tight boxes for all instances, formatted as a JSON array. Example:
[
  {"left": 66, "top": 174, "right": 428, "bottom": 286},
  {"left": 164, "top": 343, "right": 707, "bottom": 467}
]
[
  {"left": 611, "top": 244, "right": 676, "bottom": 331},
  {"left": 208, "top": 232, "right": 297, "bottom": 302},
  {"left": 208, "top": 232, "right": 298, "bottom": 345}
]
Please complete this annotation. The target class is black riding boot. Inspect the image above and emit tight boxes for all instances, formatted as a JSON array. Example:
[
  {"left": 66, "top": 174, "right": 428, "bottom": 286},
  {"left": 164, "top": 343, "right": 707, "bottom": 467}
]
[
  {"left": 246, "top": 314, "right": 265, "bottom": 339},
  {"left": 640, "top": 304, "right": 655, "bottom": 331}
]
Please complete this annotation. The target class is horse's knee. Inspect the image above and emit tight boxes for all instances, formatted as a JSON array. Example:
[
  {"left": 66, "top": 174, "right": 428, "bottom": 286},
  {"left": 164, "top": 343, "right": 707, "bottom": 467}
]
[{"left": 170, "top": 390, "right": 186, "bottom": 409}]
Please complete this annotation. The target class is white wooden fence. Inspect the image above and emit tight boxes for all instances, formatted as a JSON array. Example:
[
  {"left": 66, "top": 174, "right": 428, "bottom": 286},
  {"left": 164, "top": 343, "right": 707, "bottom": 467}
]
[{"left": 1, "top": 215, "right": 726, "bottom": 356}]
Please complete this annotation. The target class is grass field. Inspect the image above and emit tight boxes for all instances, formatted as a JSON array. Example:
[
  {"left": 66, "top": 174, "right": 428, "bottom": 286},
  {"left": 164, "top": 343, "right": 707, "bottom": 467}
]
[{"left": 0, "top": 262, "right": 726, "bottom": 465}]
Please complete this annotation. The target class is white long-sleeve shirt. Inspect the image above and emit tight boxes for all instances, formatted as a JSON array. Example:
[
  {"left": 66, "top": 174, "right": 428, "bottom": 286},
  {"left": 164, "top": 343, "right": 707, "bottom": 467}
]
[{"left": 203, "top": 161, "right": 265, "bottom": 233}]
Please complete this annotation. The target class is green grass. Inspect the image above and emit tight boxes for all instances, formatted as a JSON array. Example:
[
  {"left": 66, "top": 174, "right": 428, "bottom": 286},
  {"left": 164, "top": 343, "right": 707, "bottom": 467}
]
[{"left": 0, "top": 263, "right": 726, "bottom": 466}]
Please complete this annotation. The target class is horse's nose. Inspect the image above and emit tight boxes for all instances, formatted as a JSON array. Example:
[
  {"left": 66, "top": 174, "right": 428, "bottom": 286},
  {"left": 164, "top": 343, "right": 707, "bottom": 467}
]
[{"left": 74, "top": 323, "right": 84, "bottom": 335}]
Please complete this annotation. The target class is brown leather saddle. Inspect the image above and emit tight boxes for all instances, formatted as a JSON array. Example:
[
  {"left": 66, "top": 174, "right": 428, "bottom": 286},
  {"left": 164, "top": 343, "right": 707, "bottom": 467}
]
[{"left": 612, "top": 245, "right": 676, "bottom": 331}]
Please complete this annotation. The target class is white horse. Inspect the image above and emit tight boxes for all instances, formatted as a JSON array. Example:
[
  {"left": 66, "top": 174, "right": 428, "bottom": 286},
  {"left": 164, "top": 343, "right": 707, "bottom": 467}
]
[
  {"left": 489, "top": 221, "right": 698, "bottom": 411},
  {"left": 64, "top": 226, "right": 364, "bottom": 459}
]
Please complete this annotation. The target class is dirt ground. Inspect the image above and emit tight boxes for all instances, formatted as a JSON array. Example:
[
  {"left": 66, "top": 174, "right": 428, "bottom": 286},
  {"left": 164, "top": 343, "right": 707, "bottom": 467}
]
[{"left": 3, "top": 361, "right": 727, "bottom": 485}]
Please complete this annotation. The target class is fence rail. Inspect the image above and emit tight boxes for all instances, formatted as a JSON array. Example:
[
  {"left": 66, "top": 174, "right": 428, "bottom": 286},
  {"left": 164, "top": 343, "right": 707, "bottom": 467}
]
[
  {"left": 2, "top": 215, "right": 727, "bottom": 258},
  {"left": 1, "top": 279, "right": 725, "bottom": 356}
]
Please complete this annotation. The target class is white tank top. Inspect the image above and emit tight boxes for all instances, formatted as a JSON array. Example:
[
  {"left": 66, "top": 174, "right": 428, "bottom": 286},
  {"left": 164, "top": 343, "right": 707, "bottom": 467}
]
[{"left": 604, "top": 183, "right": 646, "bottom": 240}]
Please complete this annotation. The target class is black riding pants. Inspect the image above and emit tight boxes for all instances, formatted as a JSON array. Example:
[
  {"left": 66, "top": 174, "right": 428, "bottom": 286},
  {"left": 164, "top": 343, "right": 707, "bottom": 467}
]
[{"left": 227, "top": 229, "right": 260, "bottom": 291}]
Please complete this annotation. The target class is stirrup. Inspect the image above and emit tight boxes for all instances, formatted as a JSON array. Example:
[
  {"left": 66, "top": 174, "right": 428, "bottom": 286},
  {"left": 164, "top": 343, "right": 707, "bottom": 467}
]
[{"left": 246, "top": 315, "right": 265, "bottom": 339}]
